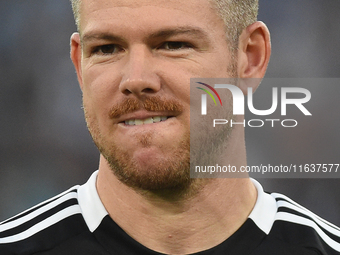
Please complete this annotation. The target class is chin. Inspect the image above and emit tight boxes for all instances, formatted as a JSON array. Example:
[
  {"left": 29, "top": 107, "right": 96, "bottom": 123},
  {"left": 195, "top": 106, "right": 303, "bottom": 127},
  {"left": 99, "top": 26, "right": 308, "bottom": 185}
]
[{"left": 104, "top": 145, "right": 191, "bottom": 191}]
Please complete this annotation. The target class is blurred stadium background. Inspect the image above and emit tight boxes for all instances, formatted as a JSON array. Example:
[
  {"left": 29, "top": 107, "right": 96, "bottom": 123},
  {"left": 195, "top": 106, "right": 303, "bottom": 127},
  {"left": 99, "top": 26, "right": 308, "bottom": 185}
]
[{"left": 0, "top": 0, "right": 339, "bottom": 225}]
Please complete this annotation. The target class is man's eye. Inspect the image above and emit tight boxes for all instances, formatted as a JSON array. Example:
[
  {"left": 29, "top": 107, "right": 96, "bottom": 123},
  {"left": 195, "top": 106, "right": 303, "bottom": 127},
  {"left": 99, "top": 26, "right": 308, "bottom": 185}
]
[
  {"left": 92, "top": 44, "right": 122, "bottom": 55},
  {"left": 161, "top": 42, "right": 192, "bottom": 50}
]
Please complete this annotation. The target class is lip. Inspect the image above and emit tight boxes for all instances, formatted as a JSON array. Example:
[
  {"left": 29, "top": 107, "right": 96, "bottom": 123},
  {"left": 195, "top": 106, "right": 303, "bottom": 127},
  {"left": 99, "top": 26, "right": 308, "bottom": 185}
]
[{"left": 115, "top": 110, "right": 176, "bottom": 124}]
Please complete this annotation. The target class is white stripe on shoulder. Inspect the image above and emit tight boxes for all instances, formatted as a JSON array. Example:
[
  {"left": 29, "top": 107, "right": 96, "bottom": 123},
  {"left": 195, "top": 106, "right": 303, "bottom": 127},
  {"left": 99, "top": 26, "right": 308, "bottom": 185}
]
[
  {"left": 0, "top": 191, "right": 78, "bottom": 232},
  {"left": 78, "top": 171, "right": 108, "bottom": 232},
  {"left": 276, "top": 200, "right": 340, "bottom": 237},
  {"left": 248, "top": 179, "right": 278, "bottom": 234},
  {"left": 272, "top": 193, "right": 340, "bottom": 232},
  {"left": 0, "top": 205, "right": 81, "bottom": 244},
  {"left": 0, "top": 185, "right": 79, "bottom": 225},
  {"left": 276, "top": 212, "right": 340, "bottom": 252}
]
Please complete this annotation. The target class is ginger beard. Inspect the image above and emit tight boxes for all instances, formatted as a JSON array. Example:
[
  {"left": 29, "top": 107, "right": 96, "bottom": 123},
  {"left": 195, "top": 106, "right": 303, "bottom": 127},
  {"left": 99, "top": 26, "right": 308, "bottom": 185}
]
[
  {"left": 190, "top": 87, "right": 235, "bottom": 178},
  {"left": 84, "top": 92, "right": 236, "bottom": 193},
  {"left": 83, "top": 96, "right": 192, "bottom": 192}
]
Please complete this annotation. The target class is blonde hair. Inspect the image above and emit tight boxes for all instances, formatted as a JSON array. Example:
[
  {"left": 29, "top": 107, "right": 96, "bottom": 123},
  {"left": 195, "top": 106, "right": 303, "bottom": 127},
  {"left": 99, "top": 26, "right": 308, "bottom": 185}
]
[
  {"left": 212, "top": 0, "right": 259, "bottom": 52},
  {"left": 70, "top": 0, "right": 81, "bottom": 30},
  {"left": 70, "top": 0, "right": 258, "bottom": 52}
]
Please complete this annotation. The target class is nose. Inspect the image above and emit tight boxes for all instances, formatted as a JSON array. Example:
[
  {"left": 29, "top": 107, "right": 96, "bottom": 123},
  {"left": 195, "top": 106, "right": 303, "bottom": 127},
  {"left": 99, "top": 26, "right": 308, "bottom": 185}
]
[{"left": 119, "top": 45, "right": 161, "bottom": 97}]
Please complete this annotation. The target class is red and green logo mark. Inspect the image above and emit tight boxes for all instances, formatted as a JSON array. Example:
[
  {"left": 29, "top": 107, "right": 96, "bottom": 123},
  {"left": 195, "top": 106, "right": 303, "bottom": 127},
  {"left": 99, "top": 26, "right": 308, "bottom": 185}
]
[{"left": 196, "top": 82, "right": 223, "bottom": 106}]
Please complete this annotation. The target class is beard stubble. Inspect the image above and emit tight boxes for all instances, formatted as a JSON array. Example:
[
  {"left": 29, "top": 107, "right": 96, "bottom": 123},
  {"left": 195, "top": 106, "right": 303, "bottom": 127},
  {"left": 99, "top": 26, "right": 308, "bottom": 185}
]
[{"left": 84, "top": 96, "right": 193, "bottom": 194}]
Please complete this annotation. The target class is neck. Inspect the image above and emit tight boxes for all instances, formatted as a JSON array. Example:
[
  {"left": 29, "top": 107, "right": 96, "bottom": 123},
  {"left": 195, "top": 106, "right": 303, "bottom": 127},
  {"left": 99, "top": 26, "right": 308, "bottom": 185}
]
[
  {"left": 96, "top": 124, "right": 257, "bottom": 254},
  {"left": 97, "top": 166, "right": 256, "bottom": 254}
]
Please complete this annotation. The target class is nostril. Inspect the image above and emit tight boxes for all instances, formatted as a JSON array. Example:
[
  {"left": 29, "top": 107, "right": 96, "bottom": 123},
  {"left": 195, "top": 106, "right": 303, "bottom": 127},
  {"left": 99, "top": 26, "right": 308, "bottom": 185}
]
[
  {"left": 119, "top": 77, "right": 161, "bottom": 96},
  {"left": 122, "top": 89, "right": 133, "bottom": 96},
  {"left": 142, "top": 88, "right": 155, "bottom": 93}
]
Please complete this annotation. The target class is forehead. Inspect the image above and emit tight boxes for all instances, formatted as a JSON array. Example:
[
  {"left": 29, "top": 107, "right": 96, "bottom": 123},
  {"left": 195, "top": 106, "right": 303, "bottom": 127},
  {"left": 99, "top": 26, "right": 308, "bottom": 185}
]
[{"left": 79, "top": 0, "right": 225, "bottom": 36}]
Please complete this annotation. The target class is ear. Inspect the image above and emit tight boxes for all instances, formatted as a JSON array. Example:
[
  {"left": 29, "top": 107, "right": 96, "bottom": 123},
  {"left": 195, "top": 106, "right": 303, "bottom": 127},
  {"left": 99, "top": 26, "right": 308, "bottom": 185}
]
[
  {"left": 237, "top": 21, "right": 271, "bottom": 94},
  {"left": 70, "top": 32, "right": 84, "bottom": 91},
  {"left": 238, "top": 21, "right": 271, "bottom": 79}
]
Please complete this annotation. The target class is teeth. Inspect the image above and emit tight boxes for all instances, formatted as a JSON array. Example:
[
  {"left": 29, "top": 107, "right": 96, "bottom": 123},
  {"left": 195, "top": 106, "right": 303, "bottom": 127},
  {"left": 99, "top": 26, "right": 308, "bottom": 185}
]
[
  {"left": 135, "top": 119, "right": 143, "bottom": 126},
  {"left": 143, "top": 117, "right": 153, "bottom": 124},
  {"left": 153, "top": 116, "right": 161, "bottom": 123},
  {"left": 124, "top": 116, "right": 169, "bottom": 126}
]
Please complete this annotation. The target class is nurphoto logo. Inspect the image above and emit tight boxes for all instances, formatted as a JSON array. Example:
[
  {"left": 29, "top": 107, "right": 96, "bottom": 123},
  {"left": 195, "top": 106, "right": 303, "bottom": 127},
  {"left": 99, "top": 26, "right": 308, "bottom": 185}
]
[
  {"left": 196, "top": 82, "right": 223, "bottom": 115},
  {"left": 197, "top": 81, "right": 312, "bottom": 128}
]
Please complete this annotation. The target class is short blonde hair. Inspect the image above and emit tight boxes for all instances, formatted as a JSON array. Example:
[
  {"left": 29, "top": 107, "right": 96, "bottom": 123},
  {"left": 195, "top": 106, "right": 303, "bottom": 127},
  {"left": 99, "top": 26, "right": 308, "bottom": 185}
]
[
  {"left": 70, "top": 0, "right": 81, "bottom": 30},
  {"left": 212, "top": 0, "right": 259, "bottom": 51},
  {"left": 70, "top": 0, "right": 258, "bottom": 51}
]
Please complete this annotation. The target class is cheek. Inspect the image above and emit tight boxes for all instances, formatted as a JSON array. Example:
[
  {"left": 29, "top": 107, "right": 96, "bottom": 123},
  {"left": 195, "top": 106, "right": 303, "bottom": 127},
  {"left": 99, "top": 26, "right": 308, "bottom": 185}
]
[
  {"left": 82, "top": 63, "right": 122, "bottom": 102},
  {"left": 81, "top": 64, "right": 124, "bottom": 124},
  {"left": 156, "top": 61, "right": 197, "bottom": 104},
  {"left": 81, "top": 70, "right": 114, "bottom": 129}
]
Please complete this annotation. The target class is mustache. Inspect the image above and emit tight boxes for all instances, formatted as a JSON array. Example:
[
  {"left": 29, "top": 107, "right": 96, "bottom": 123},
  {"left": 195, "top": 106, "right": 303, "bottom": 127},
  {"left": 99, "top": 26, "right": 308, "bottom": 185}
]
[{"left": 109, "top": 96, "right": 184, "bottom": 119}]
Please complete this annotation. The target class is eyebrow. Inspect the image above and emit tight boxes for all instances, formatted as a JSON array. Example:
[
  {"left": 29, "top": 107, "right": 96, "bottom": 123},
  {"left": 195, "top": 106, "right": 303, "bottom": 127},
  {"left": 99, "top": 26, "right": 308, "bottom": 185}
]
[
  {"left": 148, "top": 27, "right": 210, "bottom": 40},
  {"left": 81, "top": 26, "right": 210, "bottom": 45},
  {"left": 81, "top": 33, "right": 125, "bottom": 46}
]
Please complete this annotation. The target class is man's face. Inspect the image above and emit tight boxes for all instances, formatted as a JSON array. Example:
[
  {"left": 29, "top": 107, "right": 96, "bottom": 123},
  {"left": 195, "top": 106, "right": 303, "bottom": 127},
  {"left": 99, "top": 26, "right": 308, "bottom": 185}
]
[{"left": 76, "top": 0, "right": 235, "bottom": 190}]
